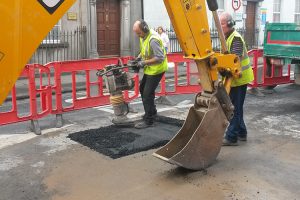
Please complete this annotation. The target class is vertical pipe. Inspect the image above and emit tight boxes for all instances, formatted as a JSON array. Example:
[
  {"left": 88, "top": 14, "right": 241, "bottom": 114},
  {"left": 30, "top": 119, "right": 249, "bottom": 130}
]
[
  {"left": 67, "top": 31, "right": 69, "bottom": 60},
  {"left": 63, "top": 30, "right": 66, "bottom": 61}
]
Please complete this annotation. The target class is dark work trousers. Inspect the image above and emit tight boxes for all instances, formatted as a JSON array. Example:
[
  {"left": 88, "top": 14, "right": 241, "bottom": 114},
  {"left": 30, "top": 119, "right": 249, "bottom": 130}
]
[
  {"left": 140, "top": 72, "right": 164, "bottom": 125},
  {"left": 225, "top": 84, "right": 248, "bottom": 142}
]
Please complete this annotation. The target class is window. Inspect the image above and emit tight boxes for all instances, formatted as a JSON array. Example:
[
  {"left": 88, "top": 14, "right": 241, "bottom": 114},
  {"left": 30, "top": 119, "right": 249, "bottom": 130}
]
[
  {"left": 273, "top": 0, "right": 281, "bottom": 22},
  {"left": 295, "top": 0, "right": 300, "bottom": 24},
  {"left": 42, "top": 20, "right": 61, "bottom": 44}
]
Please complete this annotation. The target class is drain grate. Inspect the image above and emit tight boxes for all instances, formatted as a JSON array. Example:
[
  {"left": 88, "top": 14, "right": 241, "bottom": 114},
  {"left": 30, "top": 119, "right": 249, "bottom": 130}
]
[{"left": 68, "top": 116, "right": 184, "bottom": 159}]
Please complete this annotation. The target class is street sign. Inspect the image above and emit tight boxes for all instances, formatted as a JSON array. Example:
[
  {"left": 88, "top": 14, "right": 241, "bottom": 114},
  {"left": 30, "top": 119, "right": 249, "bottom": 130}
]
[{"left": 232, "top": 0, "right": 241, "bottom": 11}]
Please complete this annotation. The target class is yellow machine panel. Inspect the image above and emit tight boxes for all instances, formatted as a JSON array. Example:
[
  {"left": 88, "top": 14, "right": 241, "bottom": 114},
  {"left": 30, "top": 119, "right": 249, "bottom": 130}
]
[
  {"left": 164, "top": 0, "right": 213, "bottom": 59},
  {"left": 0, "top": 0, "right": 76, "bottom": 104}
]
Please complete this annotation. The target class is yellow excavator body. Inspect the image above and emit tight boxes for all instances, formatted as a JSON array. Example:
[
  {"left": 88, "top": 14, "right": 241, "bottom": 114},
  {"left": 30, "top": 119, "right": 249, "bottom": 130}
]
[{"left": 0, "top": 0, "right": 76, "bottom": 104}]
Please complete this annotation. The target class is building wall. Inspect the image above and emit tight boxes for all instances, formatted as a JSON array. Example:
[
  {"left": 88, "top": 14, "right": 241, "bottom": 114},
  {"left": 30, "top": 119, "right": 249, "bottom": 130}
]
[
  {"left": 143, "top": 0, "right": 249, "bottom": 30},
  {"left": 129, "top": 1, "right": 143, "bottom": 56},
  {"left": 259, "top": 0, "right": 298, "bottom": 45},
  {"left": 143, "top": 0, "right": 263, "bottom": 47},
  {"left": 61, "top": 0, "right": 89, "bottom": 31},
  {"left": 57, "top": 0, "right": 143, "bottom": 58},
  {"left": 143, "top": 0, "right": 170, "bottom": 29}
]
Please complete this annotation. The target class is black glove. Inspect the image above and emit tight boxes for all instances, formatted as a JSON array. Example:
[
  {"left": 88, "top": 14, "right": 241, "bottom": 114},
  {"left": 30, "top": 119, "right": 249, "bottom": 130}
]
[
  {"left": 134, "top": 57, "right": 142, "bottom": 62},
  {"left": 137, "top": 61, "right": 146, "bottom": 68}
]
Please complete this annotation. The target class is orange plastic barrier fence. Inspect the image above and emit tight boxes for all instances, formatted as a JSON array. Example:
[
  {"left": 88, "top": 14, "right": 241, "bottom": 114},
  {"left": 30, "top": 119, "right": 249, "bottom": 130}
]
[
  {"left": 0, "top": 53, "right": 200, "bottom": 133},
  {"left": 248, "top": 49, "right": 294, "bottom": 88}
]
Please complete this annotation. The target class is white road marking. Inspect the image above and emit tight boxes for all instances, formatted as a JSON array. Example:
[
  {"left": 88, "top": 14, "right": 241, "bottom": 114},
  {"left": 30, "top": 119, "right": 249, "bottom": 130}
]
[
  {"left": 96, "top": 99, "right": 194, "bottom": 117},
  {"left": 0, "top": 124, "right": 74, "bottom": 150},
  {"left": 0, "top": 134, "right": 37, "bottom": 150}
]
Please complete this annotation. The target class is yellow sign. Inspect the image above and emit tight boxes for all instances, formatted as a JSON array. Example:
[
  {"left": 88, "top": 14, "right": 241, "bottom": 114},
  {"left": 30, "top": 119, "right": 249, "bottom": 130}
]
[
  {"left": 67, "top": 12, "right": 78, "bottom": 20},
  {"left": 0, "top": 0, "right": 76, "bottom": 104}
]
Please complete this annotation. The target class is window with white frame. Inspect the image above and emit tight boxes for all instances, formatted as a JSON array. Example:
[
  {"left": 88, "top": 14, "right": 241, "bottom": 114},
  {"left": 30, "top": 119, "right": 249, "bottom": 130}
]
[
  {"left": 273, "top": 0, "right": 281, "bottom": 22},
  {"left": 42, "top": 20, "right": 61, "bottom": 44},
  {"left": 295, "top": 0, "right": 300, "bottom": 24}
]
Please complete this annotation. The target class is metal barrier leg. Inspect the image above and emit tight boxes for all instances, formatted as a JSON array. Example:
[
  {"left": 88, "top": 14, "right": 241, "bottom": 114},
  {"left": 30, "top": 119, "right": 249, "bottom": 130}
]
[
  {"left": 56, "top": 114, "right": 64, "bottom": 128},
  {"left": 30, "top": 120, "right": 41, "bottom": 135}
]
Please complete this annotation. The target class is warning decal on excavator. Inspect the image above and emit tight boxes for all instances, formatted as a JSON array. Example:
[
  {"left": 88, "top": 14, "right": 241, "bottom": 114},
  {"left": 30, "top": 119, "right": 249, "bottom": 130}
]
[
  {"left": 0, "top": 0, "right": 76, "bottom": 105},
  {"left": 0, "top": 51, "right": 4, "bottom": 62},
  {"left": 37, "top": 0, "right": 65, "bottom": 14}
]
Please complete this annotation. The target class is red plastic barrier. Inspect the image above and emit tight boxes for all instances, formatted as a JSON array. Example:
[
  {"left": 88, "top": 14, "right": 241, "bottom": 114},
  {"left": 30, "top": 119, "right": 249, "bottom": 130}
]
[
  {"left": 248, "top": 49, "right": 294, "bottom": 88},
  {"left": 157, "top": 53, "right": 201, "bottom": 96},
  {"left": 0, "top": 54, "right": 200, "bottom": 127},
  {"left": 47, "top": 56, "right": 138, "bottom": 115},
  {"left": 0, "top": 64, "right": 52, "bottom": 125}
]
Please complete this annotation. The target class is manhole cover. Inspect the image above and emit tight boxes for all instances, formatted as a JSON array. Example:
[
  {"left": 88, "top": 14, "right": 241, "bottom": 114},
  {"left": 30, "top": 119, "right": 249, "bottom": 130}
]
[{"left": 68, "top": 116, "right": 184, "bottom": 159}]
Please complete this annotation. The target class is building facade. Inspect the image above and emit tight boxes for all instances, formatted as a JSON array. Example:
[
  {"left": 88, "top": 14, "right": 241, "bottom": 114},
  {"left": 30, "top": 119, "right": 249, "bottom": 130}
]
[
  {"left": 143, "top": 0, "right": 264, "bottom": 49},
  {"left": 30, "top": 0, "right": 143, "bottom": 64},
  {"left": 30, "top": 0, "right": 300, "bottom": 64}
]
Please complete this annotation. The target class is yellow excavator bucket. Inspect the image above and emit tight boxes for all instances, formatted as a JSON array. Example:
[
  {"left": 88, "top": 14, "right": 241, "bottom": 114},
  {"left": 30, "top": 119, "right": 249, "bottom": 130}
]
[
  {"left": 153, "top": 0, "right": 240, "bottom": 170},
  {"left": 0, "top": 0, "right": 76, "bottom": 104}
]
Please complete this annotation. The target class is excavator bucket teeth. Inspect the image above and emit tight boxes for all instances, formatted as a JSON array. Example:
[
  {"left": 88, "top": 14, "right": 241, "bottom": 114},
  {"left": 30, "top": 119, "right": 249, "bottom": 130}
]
[{"left": 153, "top": 97, "right": 227, "bottom": 170}]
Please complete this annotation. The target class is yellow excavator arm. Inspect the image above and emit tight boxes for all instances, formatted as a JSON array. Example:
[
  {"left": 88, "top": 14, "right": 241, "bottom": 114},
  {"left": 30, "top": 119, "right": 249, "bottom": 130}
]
[
  {"left": 153, "top": 0, "right": 241, "bottom": 170},
  {"left": 0, "top": 0, "right": 76, "bottom": 104}
]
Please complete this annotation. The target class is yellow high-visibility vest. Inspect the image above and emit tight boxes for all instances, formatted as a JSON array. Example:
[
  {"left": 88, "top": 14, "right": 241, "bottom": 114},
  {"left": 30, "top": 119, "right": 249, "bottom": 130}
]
[
  {"left": 226, "top": 30, "right": 254, "bottom": 87},
  {"left": 140, "top": 30, "right": 168, "bottom": 75}
]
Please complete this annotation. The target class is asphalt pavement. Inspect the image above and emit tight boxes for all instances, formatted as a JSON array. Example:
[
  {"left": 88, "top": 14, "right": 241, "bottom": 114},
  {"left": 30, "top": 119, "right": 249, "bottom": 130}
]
[{"left": 0, "top": 83, "right": 300, "bottom": 200}]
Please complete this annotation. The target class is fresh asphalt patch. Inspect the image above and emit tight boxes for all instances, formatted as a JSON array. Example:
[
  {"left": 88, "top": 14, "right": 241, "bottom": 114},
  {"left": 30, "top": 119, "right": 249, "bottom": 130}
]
[{"left": 68, "top": 116, "right": 184, "bottom": 159}]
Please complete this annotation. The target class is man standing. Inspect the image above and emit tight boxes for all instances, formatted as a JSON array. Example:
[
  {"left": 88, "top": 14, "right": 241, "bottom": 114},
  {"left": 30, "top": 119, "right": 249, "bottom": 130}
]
[
  {"left": 219, "top": 12, "right": 254, "bottom": 146},
  {"left": 132, "top": 20, "right": 168, "bottom": 129}
]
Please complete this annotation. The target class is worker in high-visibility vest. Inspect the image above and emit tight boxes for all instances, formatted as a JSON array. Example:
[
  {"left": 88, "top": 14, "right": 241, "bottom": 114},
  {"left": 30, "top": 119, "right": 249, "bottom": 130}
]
[
  {"left": 219, "top": 12, "right": 254, "bottom": 146},
  {"left": 132, "top": 20, "right": 168, "bottom": 129}
]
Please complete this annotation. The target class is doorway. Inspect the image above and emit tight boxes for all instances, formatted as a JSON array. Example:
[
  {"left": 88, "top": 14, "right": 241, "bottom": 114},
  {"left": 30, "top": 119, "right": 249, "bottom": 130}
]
[{"left": 96, "top": 0, "right": 120, "bottom": 56}]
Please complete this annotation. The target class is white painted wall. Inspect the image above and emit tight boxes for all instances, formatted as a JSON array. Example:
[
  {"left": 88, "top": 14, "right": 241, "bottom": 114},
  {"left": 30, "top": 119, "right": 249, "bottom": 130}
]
[
  {"left": 143, "top": 0, "right": 170, "bottom": 29},
  {"left": 143, "top": 0, "right": 247, "bottom": 30},
  {"left": 261, "top": 0, "right": 296, "bottom": 23},
  {"left": 281, "top": 0, "right": 296, "bottom": 22},
  {"left": 259, "top": 0, "right": 298, "bottom": 45},
  {"left": 143, "top": 0, "right": 298, "bottom": 48}
]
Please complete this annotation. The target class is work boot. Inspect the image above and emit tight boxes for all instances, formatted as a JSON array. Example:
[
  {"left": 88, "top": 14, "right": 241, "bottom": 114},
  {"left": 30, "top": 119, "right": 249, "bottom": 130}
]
[
  {"left": 238, "top": 135, "right": 247, "bottom": 141},
  {"left": 222, "top": 138, "right": 238, "bottom": 146},
  {"left": 134, "top": 121, "right": 154, "bottom": 129},
  {"left": 142, "top": 113, "right": 158, "bottom": 121}
]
